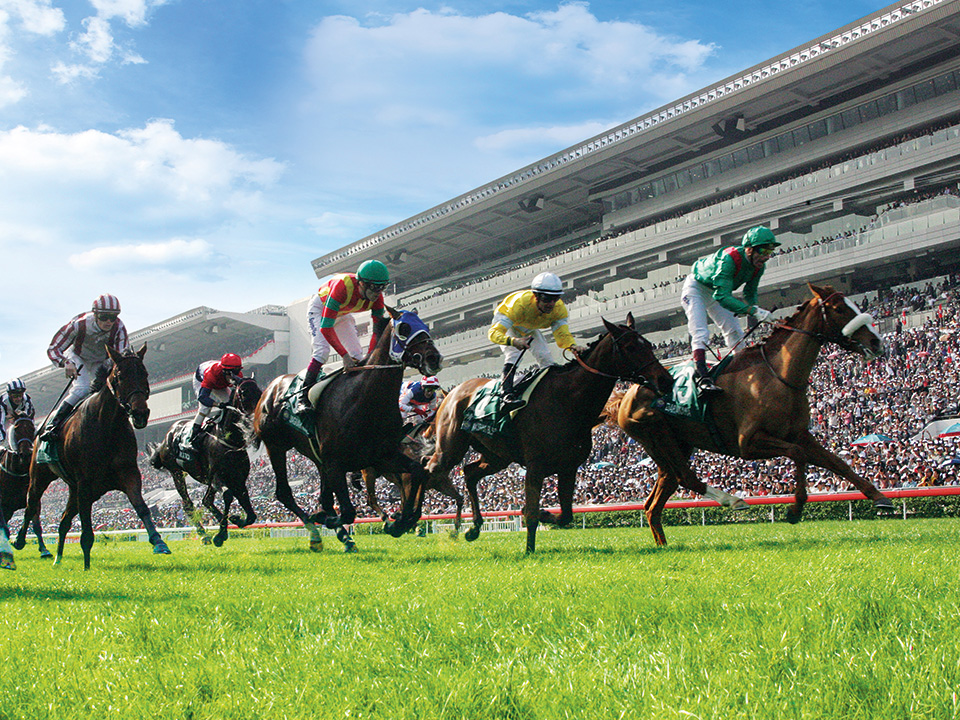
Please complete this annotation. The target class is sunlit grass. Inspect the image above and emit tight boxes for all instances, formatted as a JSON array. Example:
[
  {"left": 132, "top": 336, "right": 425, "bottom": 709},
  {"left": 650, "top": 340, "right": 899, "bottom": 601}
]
[{"left": 1, "top": 520, "right": 958, "bottom": 719}]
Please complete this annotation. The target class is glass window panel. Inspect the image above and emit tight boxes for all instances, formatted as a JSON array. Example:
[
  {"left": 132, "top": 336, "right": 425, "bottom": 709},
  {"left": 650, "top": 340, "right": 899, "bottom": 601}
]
[
  {"left": 914, "top": 80, "right": 936, "bottom": 102},
  {"left": 777, "top": 132, "right": 795, "bottom": 152},
  {"left": 826, "top": 115, "right": 844, "bottom": 133},
  {"left": 859, "top": 100, "right": 879, "bottom": 122},
  {"left": 719, "top": 153, "right": 735, "bottom": 172},
  {"left": 732, "top": 148, "right": 750, "bottom": 166},
  {"left": 689, "top": 164, "right": 705, "bottom": 182},
  {"left": 704, "top": 159, "right": 720, "bottom": 177},
  {"left": 934, "top": 73, "right": 957, "bottom": 95},
  {"left": 748, "top": 143, "right": 766, "bottom": 162},
  {"left": 807, "top": 119, "right": 827, "bottom": 141},
  {"left": 896, "top": 87, "right": 916, "bottom": 109},
  {"left": 762, "top": 138, "right": 780, "bottom": 156},
  {"left": 675, "top": 167, "right": 692, "bottom": 187},
  {"left": 841, "top": 108, "right": 860, "bottom": 129},
  {"left": 662, "top": 174, "right": 678, "bottom": 193},
  {"left": 876, "top": 94, "right": 898, "bottom": 116},
  {"left": 793, "top": 126, "right": 811, "bottom": 146},
  {"left": 642, "top": 182, "right": 656, "bottom": 199}
]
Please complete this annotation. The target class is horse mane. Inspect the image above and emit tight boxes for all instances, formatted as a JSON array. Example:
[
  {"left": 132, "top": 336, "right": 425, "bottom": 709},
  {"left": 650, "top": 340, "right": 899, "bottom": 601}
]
[{"left": 722, "top": 288, "right": 832, "bottom": 375}]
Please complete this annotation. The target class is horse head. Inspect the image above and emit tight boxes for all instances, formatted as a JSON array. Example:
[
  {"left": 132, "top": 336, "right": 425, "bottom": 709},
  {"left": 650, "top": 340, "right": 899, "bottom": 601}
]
[
  {"left": 597, "top": 313, "right": 674, "bottom": 395},
  {"left": 386, "top": 307, "right": 443, "bottom": 376},
  {"left": 231, "top": 377, "right": 263, "bottom": 415},
  {"left": 807, "top": 284, "right": 884, "bottom": 360},
  {"left": 106, "top": 343, "right": 151, "bottom": 429},
  {"left": 11, "top": 416, "right": 35, "bottom": 459}
]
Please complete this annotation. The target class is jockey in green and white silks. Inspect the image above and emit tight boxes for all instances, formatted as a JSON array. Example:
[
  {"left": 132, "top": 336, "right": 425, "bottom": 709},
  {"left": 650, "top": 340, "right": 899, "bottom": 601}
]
[{"left": 681, "top": 226, "right": 780, "bottom": 395}]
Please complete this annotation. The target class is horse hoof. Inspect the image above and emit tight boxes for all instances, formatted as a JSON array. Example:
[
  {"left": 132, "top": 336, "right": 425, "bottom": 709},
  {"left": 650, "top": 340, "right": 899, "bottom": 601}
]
[
  {"left": 309, "top": 540, "right": 323, "bottom": 553},
  {"left": 201, "top": 536, "right": 212, "bottom": 546},
  {"left": 464, "top": 528, "right": 480, "bottom": 542},
  {"left": 344, "top": 541, "right": 358, "bottom": 554},
  {"left": 153, "top": 542, "right": 172, "bottom": 555},
  {"left": 875, "top": 499, "right": 895, "bottom": 511},
  {"left": 11, "top": 538, "right": 25, "bottom": 551},
  {"left": 39, "top": 549, "right": 53, "bottom": 559},
  {"left": 731, "top": 498, "right": 749, "bottom": 511},
  {"left": 785, "top": 509, "right": 802, "bottom": 525},
  {"left": 0, "top": 553, "right": 15, "bottom": 571},
  {"left": 213, "top": 535, "right": 226, "bottom": 548}
]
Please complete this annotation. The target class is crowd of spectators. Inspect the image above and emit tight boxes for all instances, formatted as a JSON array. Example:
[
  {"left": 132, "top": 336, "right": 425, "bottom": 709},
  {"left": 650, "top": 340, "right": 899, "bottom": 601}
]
[{"left": 14, "top": 271, "right": 960, "bottom": 534}]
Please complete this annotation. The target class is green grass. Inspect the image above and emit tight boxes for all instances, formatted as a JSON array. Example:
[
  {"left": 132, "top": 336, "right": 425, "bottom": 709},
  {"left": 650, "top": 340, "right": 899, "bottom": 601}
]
[{"left": 1, "top": 520, "right": 959, "bottom": 720}]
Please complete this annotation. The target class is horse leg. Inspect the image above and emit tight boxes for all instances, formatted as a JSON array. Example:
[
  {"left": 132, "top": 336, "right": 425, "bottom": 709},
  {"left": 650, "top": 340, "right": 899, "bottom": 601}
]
[
  {"left": 120, "top": 471, "right": 172, "bottom": 556},
  {"left": 266, "top": 445, "right": 323, "bottom": 552},
  {"left": 0, "top": 508, "right": 13, "bottom": 571},
  {"left": 541, "top": 468, "right": 576, "bottom": 528},
  {"left": 229, "top": 485, "right": 257, "bottom": 528},
  {"left": 54, "top": 490, "right": 79, "bottom": 566},
  {"left": 461, "top": 455, "right": 506, "bottom": 542},
  {"left": 523, "top": 469, "right": 546, "bottom": 554},
  {"left": 77, "top": 492, "right": 96, "bottom": 571},
  {"left": 33, "top": 517, "right": 52, "bottom": 559},
  {"left": 172, "top": 468, "right": 210, "bottom": 544},
  {"left": 201, "top": 484, "right": 225, "bottom": 523},
  {"left": 434, "top": 474, "right": 464, "bottom": 536},
  {"left": 362, "top": 468, "right": 389, "bottom": 521},
  {"left": 644, "top": 469, "right": 679, "bottom": 546},
  {"left": 213, "top": 488, "right": 233, "bottom": 547},
  {"left": 796, "top": 431, "right": 894, "bottom": 511}
]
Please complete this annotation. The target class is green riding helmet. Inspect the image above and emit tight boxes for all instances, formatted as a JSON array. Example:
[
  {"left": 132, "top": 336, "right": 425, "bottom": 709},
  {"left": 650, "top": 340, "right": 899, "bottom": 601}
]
[
  {"left": 357, "top": 260, "right": 390, "bottom": 284},
  {"left": 742, "top": 226, "right": 781, "bottom": 248}
]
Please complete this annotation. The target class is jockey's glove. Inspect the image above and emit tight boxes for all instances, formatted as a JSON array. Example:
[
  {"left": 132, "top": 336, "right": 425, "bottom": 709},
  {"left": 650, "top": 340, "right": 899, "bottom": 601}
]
[{"left": 752, "top": 307, "right": 774, "bottom": 323}]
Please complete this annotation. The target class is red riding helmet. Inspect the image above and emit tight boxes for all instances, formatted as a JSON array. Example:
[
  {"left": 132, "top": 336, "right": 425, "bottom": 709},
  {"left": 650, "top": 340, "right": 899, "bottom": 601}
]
[
  {"left": 220, "top": 353, "right": 242, "bottom": 372},
  {"left": 92, "top": 294, "right": 121, "bottom": 313}
]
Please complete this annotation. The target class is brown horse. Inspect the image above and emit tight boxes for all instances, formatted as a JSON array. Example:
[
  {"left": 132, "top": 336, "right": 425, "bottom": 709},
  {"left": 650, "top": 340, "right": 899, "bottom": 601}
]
[
  {"left": 0, "top": 417, "right": 52, "bottom": 563},
  {"left": 360, "top": 422, "right": 465, "bottom": 533},
  {"left": 13, "top": 344, "right": 171, "bottom": 569},
  {"left": 254, "top": 309, "right": 442, "bottom": 552},
  {"left": 148, "top": 377, "right": 262, "bottom": 547},
  {"left": 426, "top": 314, "right": 674, "bottom": 553},
  {"left": 608, "top": 284, "right": 895, "bottom": 546}
]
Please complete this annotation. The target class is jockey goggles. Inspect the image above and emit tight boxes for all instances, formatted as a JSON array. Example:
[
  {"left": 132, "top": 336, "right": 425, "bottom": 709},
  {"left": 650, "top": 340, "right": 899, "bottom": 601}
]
[{"left": 96, "top": 312, "right": 120, "bottom": 323}]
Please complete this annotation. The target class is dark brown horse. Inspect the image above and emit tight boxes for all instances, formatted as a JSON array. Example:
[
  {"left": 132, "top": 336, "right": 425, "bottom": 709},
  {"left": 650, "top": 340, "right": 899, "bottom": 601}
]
[
  {"left": 608, "top": 284, "right": 895, "bottom": 546},
  {"left": 426, "top": 314, "right": 674, "bottom": 553},
  {"left": 13, "top": 344, "right": 171, "bottom": 569},
  {"left": 148, "top": 377, "right": 262, "bottom": 547},
  {"left": 254, "top": 309, "right": 442, "bottom": 552},
  {"left": 360, "top": 422, "right": 465, "bottom": 533},
  {"left": 0, "top": 417, "right": 51, "bottom": 563}
]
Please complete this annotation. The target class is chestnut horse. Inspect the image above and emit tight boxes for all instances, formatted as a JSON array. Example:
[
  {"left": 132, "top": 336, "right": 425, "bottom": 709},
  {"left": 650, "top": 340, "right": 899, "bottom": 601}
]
[
  {"left": 608, "top": 284, "right": 895, "bottom": 546},
  {"left": 13, "top": 344, "right": 171, "bottom": 569},
  {"left": 254, "top": 309, "right": 442, "bottom": 552},
  {"left": 426, "top": 314, "right": 675, "bottom": 553},
  {"left": 0, "top": 417, "right": 51, "bottom": 563},
  {"left": 148, "top": 377, "right": 262, "bottom": 547}
]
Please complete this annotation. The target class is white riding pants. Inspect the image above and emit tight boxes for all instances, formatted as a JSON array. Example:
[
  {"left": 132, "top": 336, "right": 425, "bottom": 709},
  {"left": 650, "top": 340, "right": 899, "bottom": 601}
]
[
  {"left": 307, "top": 296, "right": 364, "bottom": 364},
  {"left": 499, "top": 328, "right": 557, "bottom": 368},
  {"left": 681, "top": 274, "right": 744, "bottom": 352}
]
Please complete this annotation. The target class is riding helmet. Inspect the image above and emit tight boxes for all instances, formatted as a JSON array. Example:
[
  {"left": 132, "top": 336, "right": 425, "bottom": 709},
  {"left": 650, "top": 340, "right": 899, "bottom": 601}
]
[
  {"left": 357, "top": 260, "right": 390, "bottom": 285},
  {"left": 531, "top": 272, "right": 564, "bottom": 296},
  {"left": 220, "top": 353, "right": 243, "bottom": 372},
  {"left": 6, "top": 378, "right": 25, "bottom": 393},
  {"left": 92, "top": 293, "right": 121, "bottom": 313},
  {"left": 742, "top": 226, "right": 781, "bottom": 248}
]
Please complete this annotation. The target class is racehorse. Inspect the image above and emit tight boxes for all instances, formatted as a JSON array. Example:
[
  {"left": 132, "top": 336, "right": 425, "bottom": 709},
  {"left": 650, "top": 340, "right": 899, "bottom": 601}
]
[
  {"left": 13, "top": 344, "right": 171, "bottom": 569},
  {"left": 607, "top": 284, "right": 895, "bottom": 546},
  {"left": 148, "top": 377, "right": 262, "bottom": 547},
  {"left": 254, "top": 308, "right": 442, "bottom": 552},
  {"left": 0, "top": 417, "right": 52, "bottom": 562},
  {"left": 359, "top": 422, "right": 465, "bottom": 533},
  {"left": 426, "top": 314, "right": 675, "bottom": 553}
]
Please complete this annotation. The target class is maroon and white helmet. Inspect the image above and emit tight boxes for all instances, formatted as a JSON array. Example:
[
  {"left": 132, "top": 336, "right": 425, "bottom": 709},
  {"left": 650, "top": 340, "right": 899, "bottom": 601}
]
[
  {"left": 92, "top": 294, "right": 121, "bottom": 314},
  {"left": 421, "top": 376, "right": 441, "bottom": 389}
]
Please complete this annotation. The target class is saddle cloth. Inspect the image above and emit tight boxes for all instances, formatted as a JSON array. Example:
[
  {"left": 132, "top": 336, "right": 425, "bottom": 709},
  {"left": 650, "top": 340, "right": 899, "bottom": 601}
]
[{"left": 461, "top": 367, "right": 550, "bottom": 438}]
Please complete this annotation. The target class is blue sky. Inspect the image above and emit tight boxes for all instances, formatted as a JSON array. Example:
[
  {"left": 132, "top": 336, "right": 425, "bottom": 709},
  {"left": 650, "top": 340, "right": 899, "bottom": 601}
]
[{"left": 0, "top": 0, "right": 885, "bottom": 381}]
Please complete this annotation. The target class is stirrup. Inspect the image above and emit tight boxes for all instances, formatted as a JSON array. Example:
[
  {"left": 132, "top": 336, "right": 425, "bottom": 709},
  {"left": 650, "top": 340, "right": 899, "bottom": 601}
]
[{"left": 695, "top": 375, "right": 722, "bottom": 395}]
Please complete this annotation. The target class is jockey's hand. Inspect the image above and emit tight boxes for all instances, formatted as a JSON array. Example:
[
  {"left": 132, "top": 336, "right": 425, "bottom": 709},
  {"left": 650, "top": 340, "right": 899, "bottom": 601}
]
[
  {"left": 570, "top": 344, "right": 589, "bottom": 355},
  {"left": 64, "top": 362, "right": 79, "bottom": 380},
  {"left": 752, "top": 307, "right": 774, "bottom": 323},
  {"left": 511, "top": 336, "right": 532, "bottom": 351},
  {"left": 342, "top": 354, "right": 359, "bottom": 370},
  {"left": 218, "top": 402, "right": 230, "bottom": 410}
]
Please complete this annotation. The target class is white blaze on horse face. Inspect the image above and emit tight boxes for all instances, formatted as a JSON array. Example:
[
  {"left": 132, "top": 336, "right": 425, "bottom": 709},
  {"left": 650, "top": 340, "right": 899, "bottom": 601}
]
[{"left": 841, "top": 297, "right": 883, "bottom": 358}]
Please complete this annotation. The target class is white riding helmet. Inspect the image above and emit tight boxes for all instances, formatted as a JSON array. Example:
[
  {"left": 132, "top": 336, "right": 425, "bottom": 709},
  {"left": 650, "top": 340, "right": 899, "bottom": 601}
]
[
  {"left": 421, "top": 376, "right": 441, "bottom": 389},
  {"left": 531, "top": 272, "right": 563, "bottom": 296}
]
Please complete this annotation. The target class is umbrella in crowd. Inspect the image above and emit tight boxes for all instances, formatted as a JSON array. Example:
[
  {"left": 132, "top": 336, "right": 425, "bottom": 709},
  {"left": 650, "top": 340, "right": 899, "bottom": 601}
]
[
  {"left": 937, "top": 422, "right": 960, "bottom": 438},
  {"left": 851, "top": 433, "right": 896, "bottom": 445}
]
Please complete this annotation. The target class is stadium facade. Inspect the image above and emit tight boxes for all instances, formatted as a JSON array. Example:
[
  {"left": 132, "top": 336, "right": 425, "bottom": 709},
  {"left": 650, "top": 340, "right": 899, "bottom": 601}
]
[{"left": 17, "top": 0, "right": 960, "bottom": 444}]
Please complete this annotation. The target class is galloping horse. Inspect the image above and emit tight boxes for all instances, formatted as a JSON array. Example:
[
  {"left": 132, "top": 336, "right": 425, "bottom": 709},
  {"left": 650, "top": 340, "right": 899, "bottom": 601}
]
[
  {"left": 608, "top": 284, "right": 895, "bottom": 546},
  {"left": 426, "top": 314, "right": 675, "bottom": 553},
  {"left": 14, "top": 344, "right": 171, "bottom": 569},
  {"left": 148, "top": 377, "right": 262, "bottom": 547},
  {"left": 0, "top": 417, "right": 52, "bottom": 561},
  {"left": 254, "top": 308, "right": 442, "bottom": 552}
]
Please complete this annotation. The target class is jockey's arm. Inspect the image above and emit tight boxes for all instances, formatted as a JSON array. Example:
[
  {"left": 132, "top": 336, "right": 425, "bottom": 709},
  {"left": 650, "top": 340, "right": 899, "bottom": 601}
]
[{"left": 197, "top": 386, "right": 216, "bottom": 408}]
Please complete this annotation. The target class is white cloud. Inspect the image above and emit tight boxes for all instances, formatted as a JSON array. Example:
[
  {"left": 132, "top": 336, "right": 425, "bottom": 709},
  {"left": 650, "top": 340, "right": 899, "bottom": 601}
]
[
  {"left": 0, "top": 0, "right": 66, "bottom": 104},
  {"left": 70, "top": 237, "right": 220, "bottom": 273},
  {"left": 475, "top": 121, "right": 612, "bottom": 154}
]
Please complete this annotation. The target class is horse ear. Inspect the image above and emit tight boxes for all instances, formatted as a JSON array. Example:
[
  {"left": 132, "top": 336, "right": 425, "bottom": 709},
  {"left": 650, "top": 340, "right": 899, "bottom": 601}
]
[
  {"left": 602, "top": 317, "right": 618, "bottom": 335},
  {"left": 808, "top": 282, "right": 827, "bottom": 300},
  {"left": 625, "top": 312, "right": 635, "bottom": 330},
  {"left": 384, "top": 305, "right": 401, "bottom": 320},
  {"left": 106, "top": 343, "right": 121, "bottom": 364},
  {"left": 137, "top": 342, "right": 148, "bottom": 359}
]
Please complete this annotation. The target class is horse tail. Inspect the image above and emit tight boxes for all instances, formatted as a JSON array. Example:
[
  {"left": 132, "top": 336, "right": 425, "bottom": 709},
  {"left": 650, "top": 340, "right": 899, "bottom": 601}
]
[
  {"left": 146, "top": 441, "right": 164, "bottom": 470},
  {"left": 600, "top": 389, "right": 625, "bottom": 428}
]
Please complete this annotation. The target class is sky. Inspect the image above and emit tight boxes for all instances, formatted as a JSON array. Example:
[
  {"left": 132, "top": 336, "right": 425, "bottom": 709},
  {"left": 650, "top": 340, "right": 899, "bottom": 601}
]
[{"left": 0, "top": 0, "right": 888, "bottom": 382}]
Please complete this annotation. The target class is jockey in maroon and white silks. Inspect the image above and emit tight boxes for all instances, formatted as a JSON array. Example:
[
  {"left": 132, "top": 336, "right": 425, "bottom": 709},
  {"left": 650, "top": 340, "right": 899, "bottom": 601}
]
[
  {"left": 0, "top": 379, "right": 35, "bottom": 449},
  {"left": 41, "top": 294, "right": 129, "bottom": 439}
]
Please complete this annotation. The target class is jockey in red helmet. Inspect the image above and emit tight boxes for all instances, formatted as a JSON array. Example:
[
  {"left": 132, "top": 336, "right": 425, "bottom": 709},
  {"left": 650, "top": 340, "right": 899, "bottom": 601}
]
[
  {"left": 186, "top": 353, "right": 244, "bottom": 450},
  {"left": 399, "top": 376, "right": 442, "bottom": 428},
  {"left": 41, "top": 294, "right": 129, "bottom": 440}
]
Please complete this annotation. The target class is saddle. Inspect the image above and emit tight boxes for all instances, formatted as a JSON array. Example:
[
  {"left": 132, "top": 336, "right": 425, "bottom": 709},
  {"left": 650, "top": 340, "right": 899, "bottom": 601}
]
[
  {"left": 280, "top": 369, "right": 341, "bottom": 437},
  {"left": 652, "top": 356, "right": 735, "bottom": 451},
  {"left": 461, "top": 368, "right": 551, "bottom": 438}
]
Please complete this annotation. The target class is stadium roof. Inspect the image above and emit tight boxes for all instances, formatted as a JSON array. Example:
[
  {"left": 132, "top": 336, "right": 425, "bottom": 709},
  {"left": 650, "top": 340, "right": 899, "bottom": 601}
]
[{"left": 311, "top": 0, "right": 960, "bottom": 289}]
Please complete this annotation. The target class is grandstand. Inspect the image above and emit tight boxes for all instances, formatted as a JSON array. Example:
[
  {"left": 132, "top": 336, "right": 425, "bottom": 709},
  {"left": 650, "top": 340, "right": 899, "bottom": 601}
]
[{"left": 16, "top": 0, "right": 960, "bottom": 443}]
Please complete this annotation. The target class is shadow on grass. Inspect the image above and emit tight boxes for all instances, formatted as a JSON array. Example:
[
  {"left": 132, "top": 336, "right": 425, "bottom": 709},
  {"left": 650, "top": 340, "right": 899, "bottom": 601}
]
[{"left": 0, "top": 586, "right": 183, "bottom": 602}]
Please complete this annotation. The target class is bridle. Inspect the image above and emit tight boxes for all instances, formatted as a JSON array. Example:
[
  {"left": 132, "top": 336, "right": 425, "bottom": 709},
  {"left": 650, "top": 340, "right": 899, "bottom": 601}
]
[
  {"left": 108, "top": 358, "right": 150, "bottom": 417},
  {"left": 569, "top": 329, "right": 665, "bottom": 391}
]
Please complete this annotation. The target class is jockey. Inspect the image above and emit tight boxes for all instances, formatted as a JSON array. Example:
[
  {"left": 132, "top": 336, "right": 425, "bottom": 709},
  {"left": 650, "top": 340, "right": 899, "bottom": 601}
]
[
  {"left": 41, "top": 294, "right": 129, "bottom": 440},
  {"left": 399, "top": 376, "right": 442, "bottom": 429},
  {"left": 488, "top": 272, "right": 588, "bottom": 406},
  {"left": 1, "top": 379, "right": 35, "bottom": 448},
  {"left": 296, "top": 259, "right": 390, "bottom": 414},
  {"left": 187, "top": 353, "right": 244, "bottom": 450},
  {"left": 681, "top": 225, "right": 781, "bottom": 395}
]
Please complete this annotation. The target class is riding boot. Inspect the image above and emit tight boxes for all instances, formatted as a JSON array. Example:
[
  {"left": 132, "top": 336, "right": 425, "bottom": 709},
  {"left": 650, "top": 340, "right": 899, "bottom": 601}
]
[
  {"left": 185, "top": 422, "right": 203, "bottom": 451},
  {"left": 500, "top": 363, "right": 522, "bottom": 408},
  {"left": 295, "top": 366, "right": 320, "bottom": 415},
  {"left": 693, "top": 349, "right": 721, "bottom": 395},
  {"left": 39, "top": 401, "right": 75, "bottom": 441}
]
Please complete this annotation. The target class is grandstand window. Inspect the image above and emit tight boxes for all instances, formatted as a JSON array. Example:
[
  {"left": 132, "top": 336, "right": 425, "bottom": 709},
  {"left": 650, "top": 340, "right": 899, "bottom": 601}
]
[
  {"left": 662, "top": 174, "right": 678, "bottom": 193},
  {"left": 792, "top": 126, "right": 811, "bottom": 146},
  {"left": 876, "top": 94, "right": 898, "bottom": 117},
  {"left": 676, "top": 168, "right": 692, "bottom": 188},
  {"left": 896, "top": 87, "right": 917, "bottom": 109},
  {"left": 689, "top": 164, "right": 706, "bottom": 182},
  {"left": 719, "top": 153, "right": 735, "bottom": 172},
  {"left": 934, "top": 73, "right": 957, "bottom": 95},
  {"left": 841, "top": 108, "right": 861, "bottom": 129},
  {"left": 642, "top": 182, "right": 657, "bottom": 199},
  {"left": 762, "top": 138, "right": 780, "bottom": 156},
  {"left": 704, "top": 159, "right": 720, "bottom": 177},
  {"left": 732, "top": 147, "right": 750, "bottom": 166},
  {"left": 859, "top": 100, "right": 879, "bottom": 122},
  {"left": 808, "top": 119, "right": 828, "bottom": 141},
  {"left": 777, "top": 132, "right": 796, "bottom": 152},
  {"left": 914, "top": 79, "right": 936, "bottom": 103},
  {"left": 825, "top": 115, "right": 844, "bottom": 134}
]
